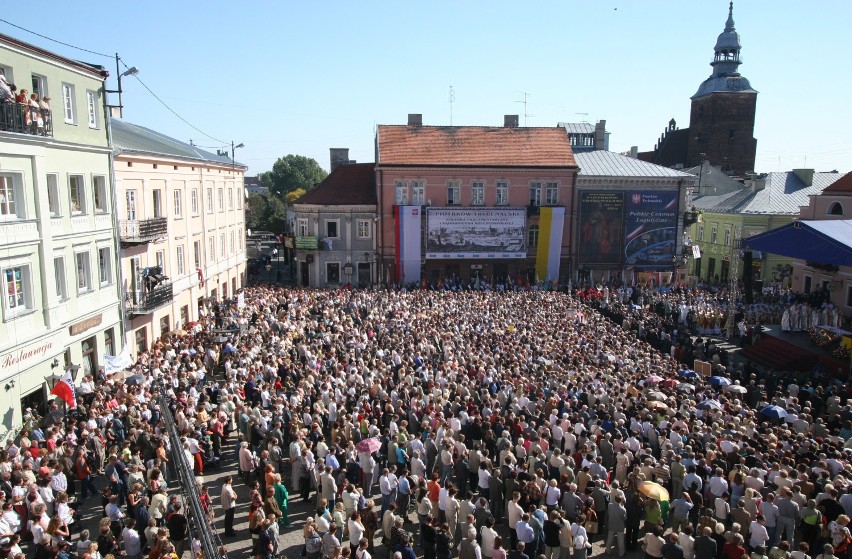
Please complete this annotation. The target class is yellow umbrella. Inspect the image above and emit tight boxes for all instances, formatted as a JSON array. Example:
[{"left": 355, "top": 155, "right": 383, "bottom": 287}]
[
  {"left": 647, "top": 400, "right": 668, "bottom": 411},
  {"left": 637, "top": 481, "right": 670, "bottom": 501}
]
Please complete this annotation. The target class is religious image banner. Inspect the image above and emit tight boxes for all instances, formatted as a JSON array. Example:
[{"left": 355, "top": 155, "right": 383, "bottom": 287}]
[
  {"left": 535, "top": 206, "right": 565, "bottom": 282},
  {"left": 624, "top": 190, "right": 679, "bottom": 270},
  {"left": 425, "top": 208, "right": 527, "bottom": 259},
  {"left": 578, "top": 191, "right": 625, "bottom": 266}
]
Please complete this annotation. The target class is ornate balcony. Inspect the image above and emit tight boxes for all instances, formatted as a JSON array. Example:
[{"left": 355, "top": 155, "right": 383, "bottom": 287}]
[
  {"left": 125, "top": 282, "right": 173, "bottom": 316},
  {"left": 119, "top": 217, "right": 168, "bottom": 245},
  {"left": 0, "top": 104, "right": 53, "bottom": 137}
]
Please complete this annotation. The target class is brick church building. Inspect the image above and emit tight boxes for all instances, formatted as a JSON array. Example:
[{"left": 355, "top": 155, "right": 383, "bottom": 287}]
[{"left": 639, "top": 2, "right": 758, "bottom": 177}]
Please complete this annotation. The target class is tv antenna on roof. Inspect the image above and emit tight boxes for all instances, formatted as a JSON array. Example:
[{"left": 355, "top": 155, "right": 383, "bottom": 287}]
[
  {"left": 515, "top": 92, "right": 534, "bottom": 126},
  {"left": 575, "top": 112, "right": 589, "bottom": 123},
  {"left": 449, "top": 85, "right": 455, "bottom": 126}
]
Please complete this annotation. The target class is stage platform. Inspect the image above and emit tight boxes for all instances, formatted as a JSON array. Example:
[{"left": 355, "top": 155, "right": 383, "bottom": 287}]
[{"left": 739, "top": 324, "right": 850, "bottom": 374}]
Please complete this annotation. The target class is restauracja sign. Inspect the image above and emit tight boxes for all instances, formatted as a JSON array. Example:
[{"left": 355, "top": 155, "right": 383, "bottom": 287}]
[{"left": 0, "top": 341, "right": 54, "bottom": 370}]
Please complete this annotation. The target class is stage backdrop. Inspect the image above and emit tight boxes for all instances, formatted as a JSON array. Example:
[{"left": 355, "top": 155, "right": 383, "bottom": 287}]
[
  {"left": 624, "top": 190, "right": 679, "bottom": 270},
  {"left": 426, "top": 208, "right": 527, "bottom": 259},
  {"left": 578, "top": 191, "right": 625, "bottom": 266}
]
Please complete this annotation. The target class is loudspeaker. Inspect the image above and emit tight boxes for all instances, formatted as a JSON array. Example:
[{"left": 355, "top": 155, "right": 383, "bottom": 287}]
[{"left": 743, "top": 251, "right": 754, "bottom": 304}]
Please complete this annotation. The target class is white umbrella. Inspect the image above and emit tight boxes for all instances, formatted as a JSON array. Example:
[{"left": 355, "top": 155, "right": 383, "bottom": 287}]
[{"left": 723, "top": 384, "right": 748, "bottom": 395}]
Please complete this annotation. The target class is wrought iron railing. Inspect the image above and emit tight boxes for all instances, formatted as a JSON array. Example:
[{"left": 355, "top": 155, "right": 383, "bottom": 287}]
[
  {"left": 0, "top": 103, "right": 53, "bottom": 137},
  {"left": 125, "top": 283, "right": 173, "bottom": 315},
  {"left": 119, "top": 217, "right": 168, "bottom": 243}
]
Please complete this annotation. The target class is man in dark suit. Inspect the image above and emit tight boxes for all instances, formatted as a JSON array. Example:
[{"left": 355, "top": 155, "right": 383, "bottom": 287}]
[
  {"left": 509, "top": 542, "right": 529, "bottom": 559},
  {"left": 694, "top": 526, "right": 717, "bottom": 559}
]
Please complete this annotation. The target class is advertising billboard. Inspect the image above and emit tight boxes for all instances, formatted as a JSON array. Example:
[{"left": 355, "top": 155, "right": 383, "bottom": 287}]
[
  {"left": 426, "top": 208, "right": 526, "bottom": 259},
  {"left": 624, "top": 190, "right": 679, "bottom": 270},
  {"left": 578, "top": 191, "right": 625, "bottom": 265}
]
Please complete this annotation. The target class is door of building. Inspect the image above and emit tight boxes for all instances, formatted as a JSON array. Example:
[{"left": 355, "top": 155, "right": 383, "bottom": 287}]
[
  {"left": 357, "top": 263, "right": 371, "bottom": 287},
  {"left": 300, "top": 262, "right": 310, "bottom": 286}
]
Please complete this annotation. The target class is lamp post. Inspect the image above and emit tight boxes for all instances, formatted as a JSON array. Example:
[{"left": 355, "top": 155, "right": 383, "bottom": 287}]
[
  {"left": 231, "top": 141, "right": 244, "bottom": 171},
  {"left": 104, "top": 54, "right": 139, "bottom": 118}
]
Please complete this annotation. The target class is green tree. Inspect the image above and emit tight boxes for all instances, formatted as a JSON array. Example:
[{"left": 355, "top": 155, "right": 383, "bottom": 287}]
[
  {"left": 261, "top": 154, "right": 327, "bottom": 197},
  {"left": 246, "top": 193, "right": 288, "bottom": 234}
]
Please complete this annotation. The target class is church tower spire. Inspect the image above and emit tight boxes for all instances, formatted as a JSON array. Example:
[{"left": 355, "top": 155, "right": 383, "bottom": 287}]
[{"left": 711, "top": 1, "right": 742, "bottom": 77}]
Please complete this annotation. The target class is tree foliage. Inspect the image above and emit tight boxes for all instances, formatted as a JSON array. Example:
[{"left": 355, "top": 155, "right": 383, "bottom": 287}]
[
  {"left": 259, "top": 154, "right": 327, "bottom": 198},
  {"left": 246, "top": 193, "right": 287, "bottom": 234}
]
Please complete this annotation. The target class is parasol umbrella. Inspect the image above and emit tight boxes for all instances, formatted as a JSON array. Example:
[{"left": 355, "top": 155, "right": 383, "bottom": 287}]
[
  {"left": 222, "top": 345, "right": 237, "bottom": 354},
  {"left": 697, "top": 399, "right": 723, "bottom": 411},
  {"left": 647, "top": 401, "right": 669, "bottom": 411},
  {"left": 676, "top": 383, "right": 696, "bottom": 393},
  {"left": 171, "top": 329, "right": 188, "bottom": 336},
  {"left": 125, "top": 374, "right": 146, "bottom": 386},
  {"left": 637, "top": 481, "right": 670, "bottom": 501},
  {"left": 646, "top": 391, "right": 667, "bottom": 402},
  {"left": 760, "top": 405, "right": 788, "bottom": 419},
  {"left": 723, "top": 384, "right": 748, "bottom": 395},
  {"left": 645, "top": 375, "right": 664, "bottom": 384},
  {"left": 356, "top": 437, "right": 381, "bottom": 453},
  {"left": 661, "top": 379, "right": 680, "bottom": 388},
  {"left": 678, "top": 369, "right": 698, "bottom": 378},
  {"left": 709, "top": 376, "right": 731, "bottom": 387},
  {"left": 212, "top": 335, "right": 228, "bottom": 344},
  {"left": 110, "top": 370, "right": 134, "bottom": 381}
]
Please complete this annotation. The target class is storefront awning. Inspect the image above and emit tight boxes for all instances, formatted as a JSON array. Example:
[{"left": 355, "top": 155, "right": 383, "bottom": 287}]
[{"left": 742, "top": 220, "right": 852, "bottom": 266}]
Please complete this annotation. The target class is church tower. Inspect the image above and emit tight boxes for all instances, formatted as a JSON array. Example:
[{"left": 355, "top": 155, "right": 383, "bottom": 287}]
[{"left": 686, "top": 2, "right": 757, "bottom": 176}]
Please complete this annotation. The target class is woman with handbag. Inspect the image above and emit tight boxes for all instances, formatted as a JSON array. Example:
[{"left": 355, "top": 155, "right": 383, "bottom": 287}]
[{"left": 570, "top": 515, "right": 592, "bottom": 559}]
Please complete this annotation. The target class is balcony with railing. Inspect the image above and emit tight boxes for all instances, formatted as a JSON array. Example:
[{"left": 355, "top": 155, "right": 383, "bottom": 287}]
[
  {"left": 125, "top": 282, "right": 173, "bottom": 316},
  {"left": 119, "top": 217, "right": 168, "bottom": 245},
  {"left": 0, "top": 103, "right": 53, "bottom": 137}
]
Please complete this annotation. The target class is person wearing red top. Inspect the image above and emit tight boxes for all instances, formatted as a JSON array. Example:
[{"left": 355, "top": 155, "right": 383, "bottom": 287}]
[{"left": 721, "top": 534, "right": 746, "bottom": 559}]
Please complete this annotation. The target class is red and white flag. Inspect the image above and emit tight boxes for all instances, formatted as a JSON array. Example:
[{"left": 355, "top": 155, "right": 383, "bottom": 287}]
[{"left": 50, "top": 370, "right": 77, "bottom": 409}]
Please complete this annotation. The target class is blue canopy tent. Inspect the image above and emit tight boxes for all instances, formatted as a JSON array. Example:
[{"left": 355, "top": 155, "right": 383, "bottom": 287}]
[{"left": 742, "top": 220, "right": 852, "bottom": 266}]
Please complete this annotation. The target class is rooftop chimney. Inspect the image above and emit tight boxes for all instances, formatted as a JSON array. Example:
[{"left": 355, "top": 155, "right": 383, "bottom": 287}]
[
  {"left": 792, "top": 168, "right": 815, "bottom": 187},
  {"left": 329, "top": 148, "right": 350, "bottom": 172},
  {"left": 408, "top": 113, "right": 422, "bottom": 126},
  {"left": 504, "top": 115, "right": 519, "bottom": 128},
  {"left": 594, "top": 120, "right": 607, "bottom": 150}
]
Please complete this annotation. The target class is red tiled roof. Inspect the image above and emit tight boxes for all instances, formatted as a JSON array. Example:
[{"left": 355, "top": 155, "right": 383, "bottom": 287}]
[
  {"left": 377, "top": 125, "right": 576, "bottom": 167},
  {"left": 296, "top": 163, "right": 376, "bottom": 205},
  {"left": 822, "top": 172, "right": 852, "bottom": 193}
]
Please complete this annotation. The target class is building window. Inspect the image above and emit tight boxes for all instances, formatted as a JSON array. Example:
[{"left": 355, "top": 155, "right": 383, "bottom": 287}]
[
  {"left": 829, "top": 202, "right": 844, "bottom": 216},
  {"left": 723, "top": 226, "right": 731, "bottom": 246},
  {"left": 394, "top": 181, "right": 408, "bottom": 205},
  {"left": 471, "top": 182, "right": 485, "bottom": 206},
  {"left": 229, "top": 231, "right": 235, "bottom": 253},
  {"left": 191, "top": 189, "right": 199, "bottom": 215},
  {"left": 61, "top": 83, "right": 75, "bottom": 124},
  {"left": 411, "top": 181, "right": 425, "bottom": 205},
  {"left": 238, "top": 229, "right": 243, "bottom": 250},
  {"left": 173, "top": 190, "right": 182, "bottom": 217},
  {"left": 159, "top": 316, "right": 170, "bottom": 338},
  {"left": 0, "top": 174, "right": 21, "bottom": 219},
  {"left": 217, "top": 188, "right": 224, "bottom": 212},
  {"left": 208, "top": 236, "right": 215, "bottom": 262},
  {"left": 179, "top": 305, "right": 189, "bottom": 327},
  {"left": 126, "top": 190, "right": 137, "bottom": 220},
  {"left": 193, "top": 241, "right": 201, "bottom": 269},
  {"left": 75, "top": 251, "right": 91, "bottom": 293},
  {"left": 528, "top": 224, "right": 539, "bottom": 247},
  {"left": 326, "top": 220, "right": 339, "bottom": 239},
  {"left": 206, "top": 188, "right": 213, "bottom": 213},
  {"left": 98, "top": 247, "right": 112, "bottom": 285},
  {"left": 545, "top": 182, "right": 558, "bottom": 205},
  {"left": 696, "top": 224, "right": 704, "bottom": 242},
  {"left": 710, "top": 224, "right": 718, "bottom": 244},
  {"left": 530, "top": 183, "right": 542, "bottom": 206},
  {"left": 447, "top": 181, "right": 460, "bottom": 205},
  {"left": 54, "top": 257, "right": 67, "bottom": 302},
  {"left": 86, "top": 90, "right": 98, "bottom": 128},
  {"left": 152, "top": 189, "right": 162, "bottom": 218},
  {"left": 3, "top": 267, "right": 28, "bottom": 314},
  {"left": 694, "top": 257, "right": 702, "bottom": 277},
  {"left": 69, "top": 175, "right": 85, "bottom": 214},
  {"left": 93, "top": 176, "right": 107, "bottom": 213},
  {"left": 104, "top": 328, "right": 114, "bottom": 357},
  {"left": 220, "top": 233, "right": 225, "bottom": 258},
  {"left": 47, "top": 174, "right": 60, "bottom": 217},
  {"left": 496, "top": 182, "right": 509, "bottom": 206},
  {"left": 227, "top": 188, "right": 233, "bottom": 210},
  {"left": 803, "top": 275, "right": 812, "bottom": 294},
  {"left": 357, "top": 219, "right": 372, "bottom": 239},
  {"left": 31, "top": 74, "right": 47, "bottom": 99},
  {"left": 326, "top": 262, "right": 340, "bottom": 284},
  {"left": 176, "top": 245, "right": 185, "bottom": 276},
  {"left": 134, "top": 328, "right": 147, "bottom": 354},
  {"left": 297, "top": 218, "right": 308, "bottom": 236}
]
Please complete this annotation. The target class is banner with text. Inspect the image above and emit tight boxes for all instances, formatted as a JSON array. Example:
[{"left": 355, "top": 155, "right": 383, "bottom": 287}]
[
  {"left": 426, "top": 208, "right": 527, "bottom": 259},
  {"left": 624, "top": 190, "right": 679, "bottom": 270},
  {"left": 578, "top": 191, "right": 625, "bottom": 266}
]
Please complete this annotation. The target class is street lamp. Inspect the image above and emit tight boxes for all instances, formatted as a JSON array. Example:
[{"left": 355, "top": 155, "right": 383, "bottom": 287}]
[
  {"left": 231, "top": 141, "right": 244, "bottom": 171},
  {"left": 104, "top": 55, "right": 139, "bottom": 118}
]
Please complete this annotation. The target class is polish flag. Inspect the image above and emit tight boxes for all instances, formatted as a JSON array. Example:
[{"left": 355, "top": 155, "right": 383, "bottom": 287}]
[{"left": 50, "top": 370, "right": 77, "bottom": 409}]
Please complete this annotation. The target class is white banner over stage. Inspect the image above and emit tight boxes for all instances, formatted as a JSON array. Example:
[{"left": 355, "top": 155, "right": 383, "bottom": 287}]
[{"left": 426, "top": 208, "right": 527, "bottom": 259}]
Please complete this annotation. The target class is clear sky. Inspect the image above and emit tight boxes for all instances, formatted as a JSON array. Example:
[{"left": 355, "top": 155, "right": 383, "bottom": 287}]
[{"left": 3, "top": 1, "right": 850, "bottom": 176}]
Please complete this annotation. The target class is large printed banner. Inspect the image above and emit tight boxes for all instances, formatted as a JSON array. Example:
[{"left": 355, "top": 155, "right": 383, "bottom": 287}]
[
  {"left": 426, "top": 208, "right": 526, "bottom": 259},
  {"left": 624, "top": 190, "right": 678, "bottom": 270},
  {"left": 535, "top": 206, "right": 565, "bottom": 282},
  {"left": 578, "top": 191, "right": 625, "bottom": 266},
  {"left": 395, "top": 206, "right": 423, "bottom": 284}
]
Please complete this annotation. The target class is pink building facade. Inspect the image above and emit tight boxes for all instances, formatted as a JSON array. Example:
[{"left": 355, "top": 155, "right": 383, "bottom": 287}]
[{"left": 376, "top": 116, "right": 577, "bottom": 286}]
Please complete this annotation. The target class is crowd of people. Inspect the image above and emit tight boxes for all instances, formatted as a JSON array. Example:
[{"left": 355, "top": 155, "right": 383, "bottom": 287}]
[
  {"left": 0, "top": 74, "right": 51, "bottom": 135},
  {"left": 0, "top": 283, "right": 851, "bottom": 559}
]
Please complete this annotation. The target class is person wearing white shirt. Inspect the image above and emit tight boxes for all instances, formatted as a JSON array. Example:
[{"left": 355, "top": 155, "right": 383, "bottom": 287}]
[
  {"left": 749, "top": 516, "right": 769, "bottom": 549},
  {"left": 708, "top": 469, "right": 729, "bottom": 498},
  {"left": 379, "top": 468, "right": 398, "bottom": 517},
  {"left": 480, "top": 517, "right": 498, "bottom": 559}
]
